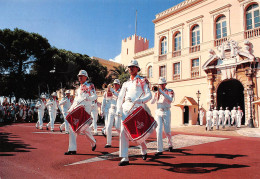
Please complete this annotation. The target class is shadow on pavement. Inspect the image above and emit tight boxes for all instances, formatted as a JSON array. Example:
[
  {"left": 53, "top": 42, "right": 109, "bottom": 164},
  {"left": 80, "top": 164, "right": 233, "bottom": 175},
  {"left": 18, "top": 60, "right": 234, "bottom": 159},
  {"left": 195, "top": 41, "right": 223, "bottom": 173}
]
[{"left": 0, "top": 131, "right": 36, "bottom": 155}]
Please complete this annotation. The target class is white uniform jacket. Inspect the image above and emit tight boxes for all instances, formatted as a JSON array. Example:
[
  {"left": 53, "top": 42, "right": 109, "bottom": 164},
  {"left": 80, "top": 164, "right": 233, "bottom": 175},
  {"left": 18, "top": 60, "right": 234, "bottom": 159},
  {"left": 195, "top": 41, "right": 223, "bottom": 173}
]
[
  {"left": 35, "top": 100, "right": 46, "bottom": 113},
  {"left": 151, "top": 88, "right": 174, "bottom": 114},
  {"left": 101, "top": 91, "right": 113, "bottom": 114},
  {"left": 46, "top": 99, "right": 59, "bottom": 113},
  {"left": 59, "top": 97, "right": 72, "bottom": 116}
]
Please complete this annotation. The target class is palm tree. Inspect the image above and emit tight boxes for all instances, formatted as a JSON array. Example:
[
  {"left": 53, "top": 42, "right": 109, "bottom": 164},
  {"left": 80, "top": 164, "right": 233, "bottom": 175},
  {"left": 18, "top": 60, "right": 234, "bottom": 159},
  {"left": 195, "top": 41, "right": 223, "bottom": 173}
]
[{"left": 109, "top": 65, "right": 129, "bottom": 84}]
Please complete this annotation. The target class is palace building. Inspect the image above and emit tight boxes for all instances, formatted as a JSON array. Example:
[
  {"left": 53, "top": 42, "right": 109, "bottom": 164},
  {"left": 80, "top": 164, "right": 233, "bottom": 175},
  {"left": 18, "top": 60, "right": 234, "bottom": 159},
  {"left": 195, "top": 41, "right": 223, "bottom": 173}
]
[{"left": 120, "top": 0, "right": 260, "bottom": 128}]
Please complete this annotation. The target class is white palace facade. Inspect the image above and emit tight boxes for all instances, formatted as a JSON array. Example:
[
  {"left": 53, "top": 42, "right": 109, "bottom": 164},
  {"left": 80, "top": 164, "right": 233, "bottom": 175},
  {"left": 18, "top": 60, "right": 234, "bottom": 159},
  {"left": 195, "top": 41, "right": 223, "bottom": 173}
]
[{"left": 120, "top": 0, "right": 260, "bottom": 128}]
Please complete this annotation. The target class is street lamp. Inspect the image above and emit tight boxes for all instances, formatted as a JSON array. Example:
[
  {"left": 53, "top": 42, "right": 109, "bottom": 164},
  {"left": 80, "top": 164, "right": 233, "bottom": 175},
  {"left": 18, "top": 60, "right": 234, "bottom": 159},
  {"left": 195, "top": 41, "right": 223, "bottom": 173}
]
[
  {"left": 196, "top": 90, "right": 201, "bottom": 125},
  {"left": 247, "top": 88, "right": 254, "bottom": 128}
]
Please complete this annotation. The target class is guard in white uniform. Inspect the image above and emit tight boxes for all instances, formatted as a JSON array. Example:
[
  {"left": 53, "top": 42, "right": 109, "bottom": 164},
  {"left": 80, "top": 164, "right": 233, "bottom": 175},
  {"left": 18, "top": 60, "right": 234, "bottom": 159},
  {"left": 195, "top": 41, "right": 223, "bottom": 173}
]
[
  {"left": 151, "top": 77, "right": 174, "bottom": 156},
  {"left": 59, "top": 90, "right": 72, "bottom": 134},
  {"left": 101, "top": 86, "right": 113, "bottom": 135},
  {"left": 199, "top": 107, "right": 204, "bottom": 126},
  {"left": 116, "top": 60, "right": 152, "bottom": 166},
  {"left": 218, "top": 107, "right": 225, "bottom": 129},
  {"left": 35, "top": 94, "right": 46, "bottom": 130},
  {"left": 231, "top": 107, "right": 237, "bottom": 126},
  {"left": 64, "top": 70, "right": 97, "bottom": 155},
  {"left": 46, "top": 92, "right": 59, "bottom": 132},
  {"left": 212, "top": 107, "right": 219, "bottom": 130},
  {"left": 224, "top": 107, "right": 231, "bottom": 128},
  {"left": 206, "top": 107, "right": 213, "bottom": 131},
  {"left": 105, "top": 79, "right": 121, "bottom": 148},
  {"left": 236, "top": 106, "right": 243, "bottom": 128}
]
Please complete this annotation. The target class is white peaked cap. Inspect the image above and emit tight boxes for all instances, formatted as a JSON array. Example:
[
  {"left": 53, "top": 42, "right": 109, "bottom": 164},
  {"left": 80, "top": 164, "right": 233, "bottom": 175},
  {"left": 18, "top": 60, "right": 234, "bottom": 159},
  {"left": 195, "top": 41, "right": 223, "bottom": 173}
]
[
  {"left": 128, "top": 59, "right": 140, "bottom": 71},
  {"left": 52, "top": 92, "right": 57, "bottom": 96},
  {"left": 65, "top": 90, "right": 70, "bottom": 94},
  {"left": 113, "top": 79, "right": 120, "bottom": 84},
  {"left": 78, "top": 70, "right": 88, "bottom": 78},
  {"left": 158, "top": 77, "right": 167, "bottom": 85}
]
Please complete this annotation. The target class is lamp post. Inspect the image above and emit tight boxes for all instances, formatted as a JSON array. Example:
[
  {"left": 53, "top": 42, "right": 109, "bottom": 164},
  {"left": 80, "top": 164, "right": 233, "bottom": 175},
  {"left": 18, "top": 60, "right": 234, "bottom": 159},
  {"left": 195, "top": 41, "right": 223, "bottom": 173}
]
[
  {"left": 247, "top": 88, "right": 254, "bottom": 128},
  {"left": 196, "top": 90, "right": 201, "bottom": 125}
]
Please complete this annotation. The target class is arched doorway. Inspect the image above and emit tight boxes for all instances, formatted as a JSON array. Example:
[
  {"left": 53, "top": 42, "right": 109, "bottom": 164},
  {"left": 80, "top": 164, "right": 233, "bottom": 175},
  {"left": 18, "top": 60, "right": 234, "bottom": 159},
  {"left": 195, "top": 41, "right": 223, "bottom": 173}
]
[
  {"left": 183, "top": 106, "right": 189, "bottom": 124},
  {"left": 217, "top": 79, "right": 245, "bottom": 125}
]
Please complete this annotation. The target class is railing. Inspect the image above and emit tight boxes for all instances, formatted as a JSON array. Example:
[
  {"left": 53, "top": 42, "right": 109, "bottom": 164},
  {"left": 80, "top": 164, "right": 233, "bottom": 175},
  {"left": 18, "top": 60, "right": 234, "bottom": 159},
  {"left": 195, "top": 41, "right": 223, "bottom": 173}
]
[
  {"left": 214, "top": 37, "right": 227, "bottom": 47},
  {"left": 191, "top": 67, "right": 199, "bottom": 78},
  {"left": 172, "top": 50, "right": 181, "bottom": 57},
  {"left": 245, "top": 27, "right": 260, "bottom": 39},
  {"left": 173, "top": 74, "right": 180, "bottom": 80},
  {"left": 159, "top": 54, "right": 167, "bottom": 61},
  {"left": 189, "top": 45, "right": 200, "bottom": 53}
]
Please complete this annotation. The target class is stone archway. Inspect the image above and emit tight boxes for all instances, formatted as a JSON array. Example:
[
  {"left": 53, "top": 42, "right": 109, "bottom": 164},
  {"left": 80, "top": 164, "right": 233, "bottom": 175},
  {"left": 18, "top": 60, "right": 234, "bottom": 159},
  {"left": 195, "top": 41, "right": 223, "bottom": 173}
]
[{"left": 217, "top": 79, "right": 245, "bottom": 124}]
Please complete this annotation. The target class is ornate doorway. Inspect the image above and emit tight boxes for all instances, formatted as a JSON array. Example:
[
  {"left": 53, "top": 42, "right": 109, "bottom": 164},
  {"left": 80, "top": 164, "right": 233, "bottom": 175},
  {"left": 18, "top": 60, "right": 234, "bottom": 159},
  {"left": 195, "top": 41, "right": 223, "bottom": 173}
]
[{"left": 217, "top": 79, "right": 245, "bottom": 124}]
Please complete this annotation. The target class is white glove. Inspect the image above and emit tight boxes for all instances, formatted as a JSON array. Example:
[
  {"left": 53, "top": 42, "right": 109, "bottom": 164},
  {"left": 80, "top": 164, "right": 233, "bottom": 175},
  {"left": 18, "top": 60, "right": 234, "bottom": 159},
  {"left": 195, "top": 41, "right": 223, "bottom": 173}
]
[{"left": 134, "top": 99, "right": 143, "bottom": 104}]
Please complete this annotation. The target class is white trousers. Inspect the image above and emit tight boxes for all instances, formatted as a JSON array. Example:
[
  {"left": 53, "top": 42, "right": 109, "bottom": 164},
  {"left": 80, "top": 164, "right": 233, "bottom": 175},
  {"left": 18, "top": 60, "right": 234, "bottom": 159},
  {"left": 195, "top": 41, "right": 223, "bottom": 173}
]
[
  {"left": 237, "top": 116, "right": 242, "bottom": 127},
  {"left": 218, "top": 116, "right": 225, "bottom": 127},
  {"left": 231, "top": 115, "right": 237, "bottom": 126},
  {"left": 119, "top": 111, "right": 147, "bottom": 161},
  {"left": 206, "top": 118, "right": 212, "bottom": 131},
  {"left": 106, "top": 108, "right": 121, "bottom": 145},
  {"left": 102, "top": 112, "right": 109, "bottom": 133},
  {"left": 224, "top": 116, "right": 231, "bottom": 126},
  {"left": 91, "top": 109, "right": 98, "bottom": 133},
  {"left": 199, "top": 116, "right": 204, "bottom": 126},
  {"left": 155, "top": 110, "right": 172, "bottom": 152},
  {"left": 60, "top": 113, "right": 69, "bottom": 132},
  {"left": 47, "top": 110, "right": 57, "bottom": 130},
  {"left": 212, "top": 116, "right": 219, "bottom": 128},
  {"left": 68, "top": 126, "right": 96, "bottom": 151},
  {"left": 36, "top": 111, "right": 44, "bottom": 128}
]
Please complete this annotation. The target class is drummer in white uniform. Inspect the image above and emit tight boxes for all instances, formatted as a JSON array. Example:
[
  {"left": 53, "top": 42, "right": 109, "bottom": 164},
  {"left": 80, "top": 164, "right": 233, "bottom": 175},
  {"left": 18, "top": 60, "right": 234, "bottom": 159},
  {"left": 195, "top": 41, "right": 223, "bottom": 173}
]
[
  {"left": 105, "top": 79, "right": 121, "bottom": 148},
  {"left": 116, "top": 59, "right": 152, "bottom": 166},
  {"left": 64, "top": 70, "right": 97, "bottom": 155},
  {"left": 35, "top": 94, "right": 47, "bottom": 130},
  {"left": 46, "top": 92, "right": 59, "bottom": 132},
  {"left": 151, "top": 77, "right": 174, "bottom": 156},
  {"left": 59, "top": 90, "right": 72, "bottom": 134}
]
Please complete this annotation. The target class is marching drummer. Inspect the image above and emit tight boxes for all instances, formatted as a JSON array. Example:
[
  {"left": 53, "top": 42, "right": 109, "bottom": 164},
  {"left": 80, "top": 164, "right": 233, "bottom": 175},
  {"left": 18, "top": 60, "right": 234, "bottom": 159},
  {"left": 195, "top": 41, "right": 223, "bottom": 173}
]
[
  {"left": 151, "top": 77, "right": 174, "bottom": 156},
  {"left": 116, "top": 59, "right": 152, "bottom": 166},
  {"left": 64, "top": 70, "right": 97, "bottom": 155},
  {"left": 59, "top": 90, "right": 72, "bottom": 134},
  {"left": 35, "top": 94, "right": 47, "bottom": 130},
  {"left": 46, "top": 92, "right": 59, "bottom": 132},
  {"left": 105, "top": 79, "right": 121, "bottom": 148}
]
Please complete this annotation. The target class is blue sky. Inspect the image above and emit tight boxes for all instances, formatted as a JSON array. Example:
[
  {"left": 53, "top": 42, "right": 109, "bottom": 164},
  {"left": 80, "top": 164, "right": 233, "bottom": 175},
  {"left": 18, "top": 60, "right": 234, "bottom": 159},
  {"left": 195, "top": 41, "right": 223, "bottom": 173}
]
[{"left": 0, "top": 0, "right": 183, "bottom": 62}]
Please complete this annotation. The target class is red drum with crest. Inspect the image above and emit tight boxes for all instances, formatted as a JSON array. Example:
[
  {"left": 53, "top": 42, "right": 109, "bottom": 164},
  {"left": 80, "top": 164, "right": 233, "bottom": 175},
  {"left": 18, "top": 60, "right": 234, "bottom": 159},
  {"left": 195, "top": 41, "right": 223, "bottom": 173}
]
[
  {"left": 66, "top": 105, "right": 92, "bottom": 133},
  {"left": 123, "top": 106, "right": 157, "bottom": 144}
]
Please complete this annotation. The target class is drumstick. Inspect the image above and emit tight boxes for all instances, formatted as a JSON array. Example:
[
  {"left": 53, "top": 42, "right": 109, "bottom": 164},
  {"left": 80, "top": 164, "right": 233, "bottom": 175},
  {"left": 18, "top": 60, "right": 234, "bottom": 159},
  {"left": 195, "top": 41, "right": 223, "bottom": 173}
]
[{"left": 127, "top": 92, "right": 144, "bottom": 114}]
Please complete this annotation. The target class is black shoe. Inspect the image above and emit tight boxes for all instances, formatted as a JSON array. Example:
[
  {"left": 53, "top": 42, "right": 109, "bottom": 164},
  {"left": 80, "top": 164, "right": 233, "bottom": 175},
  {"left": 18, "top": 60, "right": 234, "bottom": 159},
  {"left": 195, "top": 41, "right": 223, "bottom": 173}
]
[
  {"left": 102, "top": 131, "right": 106, "bottom": 138},
  {"left": 142, "top": 153, "right": 147, "bottom": 160},
  {"left": 51, "top": 129, "right": 54, "bottom": 132},
  {"left": 64, "top": 151, "right": 76, "bottom": 155},
  {"left": 46, "top": 126, "right": 49, "bottom": 130},
  {"left": 59, "top": 126, "right": 62, "bottom": 133},
  {"left": 205, "top": 127, "right": 207, "bottom": 131},
  {"left": 92, "top": 144, "right": 96, "bottom": 151},
  {"left": 118, "top": 161, "right": 129, "bottom": 166},
  {"left": 104, "top": 145, "right": 111, "bottom": 148},
  {"left": 154, "top": 152, "right": 163, "bottom": 156},
  {"left": 169, "top": 147, "right": 173, "bottom": 152}
]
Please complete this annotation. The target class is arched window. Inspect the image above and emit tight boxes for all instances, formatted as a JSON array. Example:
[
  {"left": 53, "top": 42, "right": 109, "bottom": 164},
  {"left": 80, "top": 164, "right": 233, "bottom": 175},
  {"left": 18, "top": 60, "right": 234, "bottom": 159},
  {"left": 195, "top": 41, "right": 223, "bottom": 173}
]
[
  {"left": 174, "top": 32, "right": 181, "bottom": 51},
  {"left": 216, "top": 15, "right": 227, "bottom": 39},
  {"left": 160, "top": 37, "right": 167, "bottom": 55},
  {"left": 147, "top": 66, "right": 152, "bottom": 78},
  {"left": 191, "top": 25, "right": 200, "bottom": 46},
  {"left": 246, "top": 3, "right": 260, "bottom": 30}
]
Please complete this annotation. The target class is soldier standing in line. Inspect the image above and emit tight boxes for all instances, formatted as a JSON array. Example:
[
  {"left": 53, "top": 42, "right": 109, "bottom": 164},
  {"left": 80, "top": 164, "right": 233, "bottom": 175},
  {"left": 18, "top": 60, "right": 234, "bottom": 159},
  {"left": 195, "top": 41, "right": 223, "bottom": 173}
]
[
  {"left": 199, "top": 107, "right": 204, "bottom": 126},
  {"left": 212, "top": 107, "right": 219, "bottom": 130},
  {"left": 206, "top": 107, "right": 213, "bottom": 131},
  {"left": 151, "top": 77, "right": 174, "bottom": 156},
  {"left": 218, "top": 106, "right": 225, "bottom": 129},
  {"left": 64, "top": 70, "right": 97, "bottom": 155},
  {"left": 35, "top": 94, "right": 47, "bottom": 130},
  {"left": 231, "top": 107, "right": 237, "bottom": 126},
  {"left": 59, "top": 90, "right": 72, "bottom": 134},
  {"left": 224, "top": 107, "right": 231, "bottom": 128},
  {"left": 116, "top": 59, "right": 152, "bottom": 166},
  {"left": 236, "top": 106, "right": 243, "bottom": 128},
  {"left": 105, "top": 79, "right": 121, "bottom": 148},
  {"left": 46, "top": 92, "right": 59, "bottom": 132}
]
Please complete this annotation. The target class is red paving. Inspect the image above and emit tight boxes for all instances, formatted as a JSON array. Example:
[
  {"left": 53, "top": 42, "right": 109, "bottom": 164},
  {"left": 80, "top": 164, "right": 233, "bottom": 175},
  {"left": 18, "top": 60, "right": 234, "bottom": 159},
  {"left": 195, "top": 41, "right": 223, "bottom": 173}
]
[{"left": 1, "top": 123, "right": 260, "bottom": 179}]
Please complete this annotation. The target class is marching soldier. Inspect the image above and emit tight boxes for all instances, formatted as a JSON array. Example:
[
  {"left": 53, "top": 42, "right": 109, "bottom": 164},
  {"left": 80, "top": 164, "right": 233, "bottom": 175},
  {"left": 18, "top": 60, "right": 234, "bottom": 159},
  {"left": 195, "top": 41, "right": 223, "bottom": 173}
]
[
  {"left": 218, "top": 107, "right": 225, "bottom": 129},
  {"left": 236, "top": 106, "right": 243, "bottom": 128},
  {"left": 59, "top": 90, "right": 72, "bottom": 134},
  {"left": 231, "top": 107, "right": 237, "bottom": 126},
  {"left": 212, "top": 107, "right": 219, "bottom": 130},
  {"left": 116, "top": 59, "right": 152, "bottom": 166},
  {"left": 151, "top": 77, "right": 174, "bottom": 156},
  {"left": 64, "top": 70, "right": 97, "bottom": 155},
  {"left": 46, "top": 92, "right": 59, "bottom": 132},
  {"left": 35, "top": 94, "right": 47, "bottom": 130},
  {"left": 105, "top": 79, "right": 121, "bottom": 148},
  {"left": 224, "top": 107, "right": 231, "bottom": 128},
  {"left": 206, "top": 107, "right": 213, "bottom": 131}
]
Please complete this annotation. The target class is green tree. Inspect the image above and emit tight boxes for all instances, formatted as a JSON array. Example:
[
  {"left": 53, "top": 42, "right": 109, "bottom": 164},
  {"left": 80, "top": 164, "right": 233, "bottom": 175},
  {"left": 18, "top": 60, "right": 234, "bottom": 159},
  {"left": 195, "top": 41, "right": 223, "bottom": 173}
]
[{"left": 109, "top": 65, "right": 129, "bottom": 84}]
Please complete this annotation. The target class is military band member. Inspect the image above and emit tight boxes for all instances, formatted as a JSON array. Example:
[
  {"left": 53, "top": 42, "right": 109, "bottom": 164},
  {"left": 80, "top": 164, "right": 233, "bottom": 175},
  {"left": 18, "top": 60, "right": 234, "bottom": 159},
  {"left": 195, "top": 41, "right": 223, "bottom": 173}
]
[
  {"left": 105, "top": 79, "right": 121, "bottom": 148},
  {"left": 231, "top": 107, "right": 237, "bottom": 126},
  {"left": 116, "top": 60, "right": 152, "bottom": 166},
  {"left": 218, "top": 107, "right": 225, "bottom": 129},
  {"left": 236, "top": 106, "right": 243, "bottom": 128},
  {"left": 35, "top": 94, "right": 47, "bottom": 130},
  {"left": 212, "top": 107, "right": 219, "bottom": 130},
  {"left": 59, "top": 90, "right": 72, "bottom": 134},
  {"left": 151, "top": 77, "right": 174, "bottom": 156},
  {"left": 64, "top": 70, "right": 96, "bottom": 155},
  {"left": 199, "top": 107, "right": 204, "bottom": 126},
  {"left": 224, "top": 107, "right": 231, "bottom": 128},
  {"left": 206, "top": 107, "right": 213, "bottom": 131},
  {"left": 46, "top": 92, "right": 59, "bottom": 132}
]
